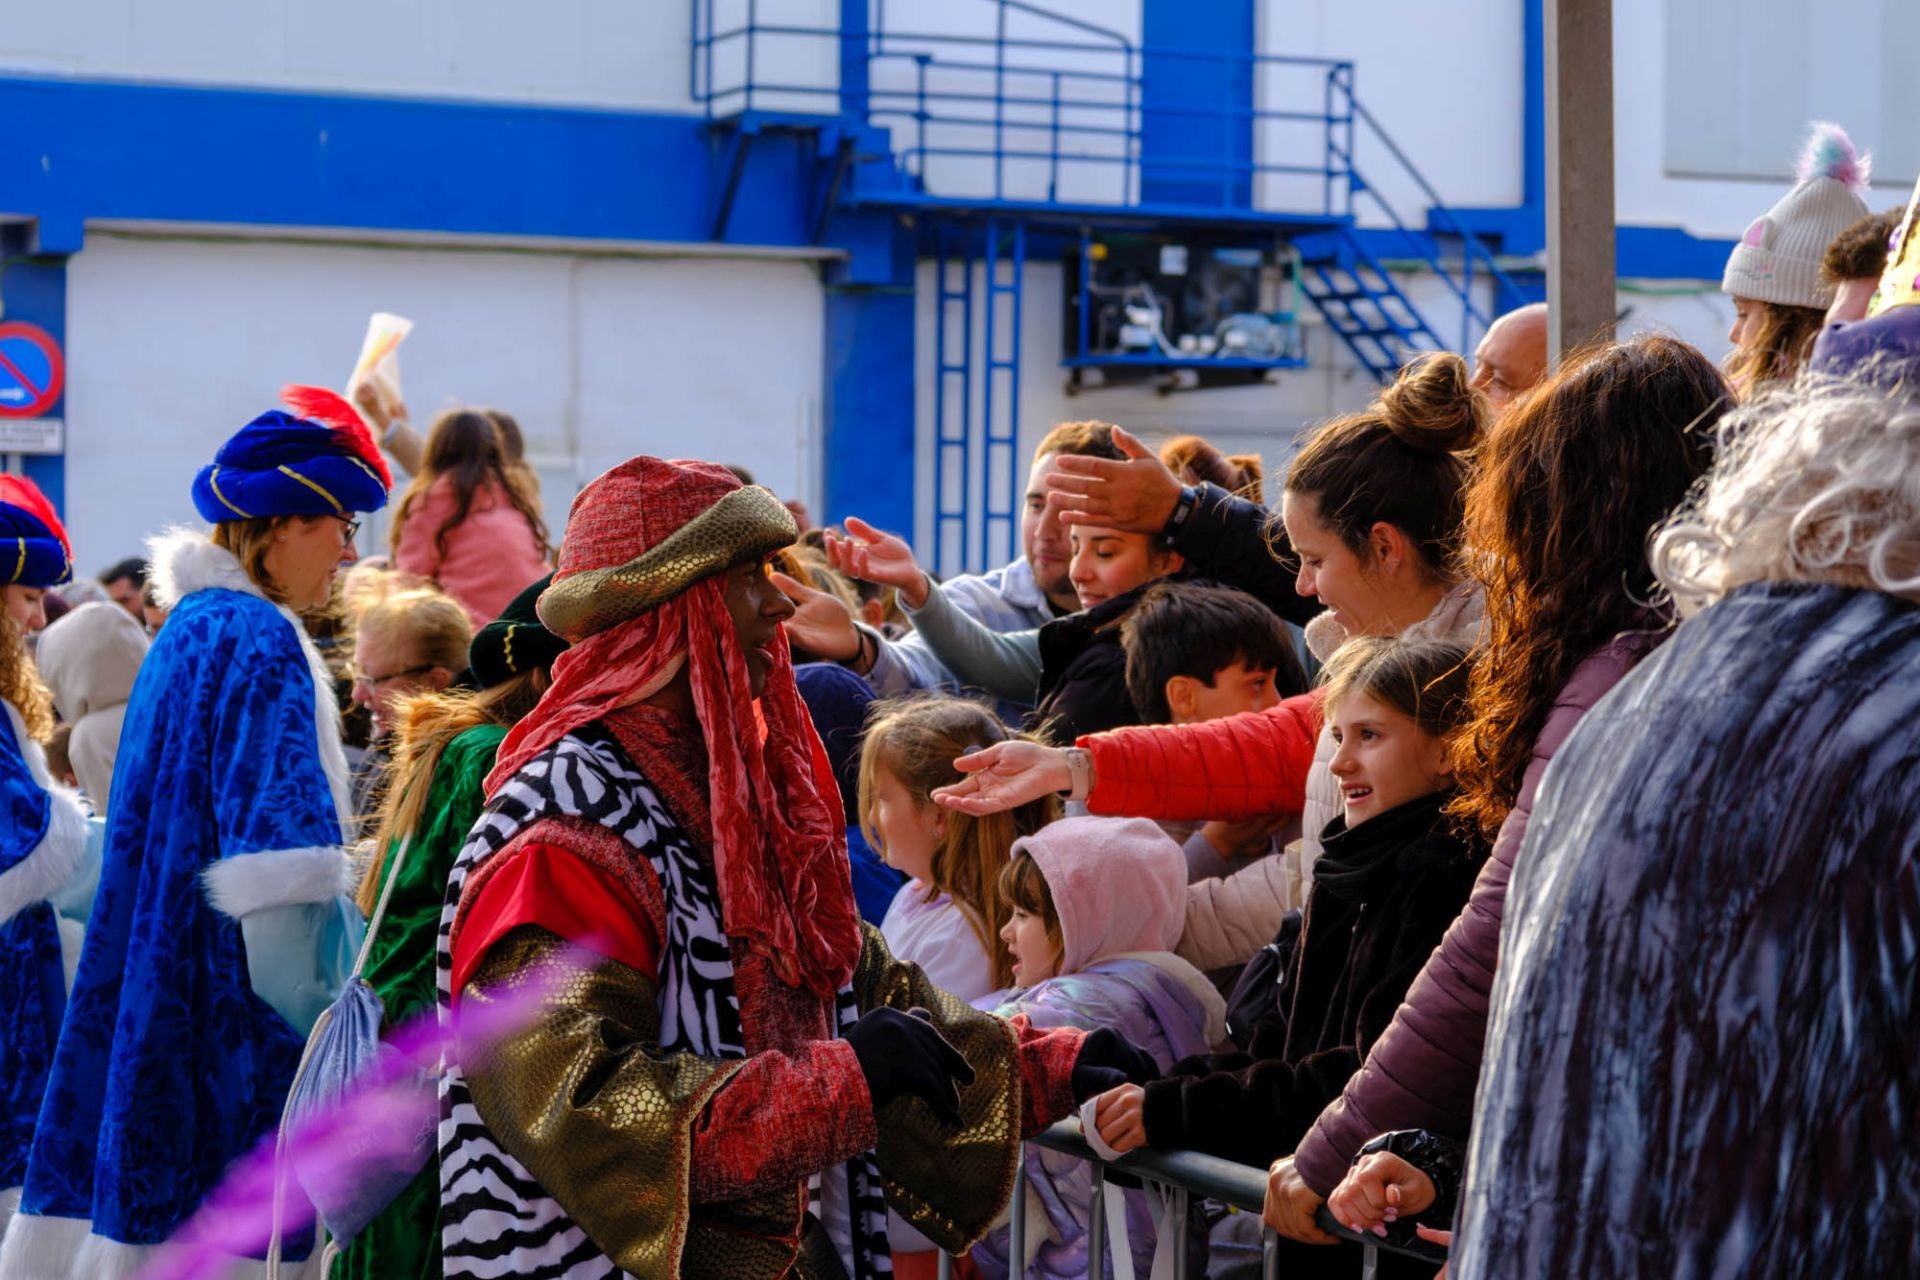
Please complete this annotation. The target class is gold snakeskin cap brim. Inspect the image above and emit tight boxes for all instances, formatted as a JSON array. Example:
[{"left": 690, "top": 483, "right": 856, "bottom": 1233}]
[{"left": 536, "top": 484, "right": 799, "bottom": 642}]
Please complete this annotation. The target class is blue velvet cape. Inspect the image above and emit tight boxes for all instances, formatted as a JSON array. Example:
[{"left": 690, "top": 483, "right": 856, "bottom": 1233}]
[
  {"left": 0, "top": 708, "right": 67, "bottom": 1194},
  {"left": 17, "top": 581, "right": 347, "bottom": 1252}
]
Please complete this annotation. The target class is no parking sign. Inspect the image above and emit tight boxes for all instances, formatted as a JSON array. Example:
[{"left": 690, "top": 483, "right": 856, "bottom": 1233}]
[{"left": 0, "top": 322, "right": 64, "bottom": 418}]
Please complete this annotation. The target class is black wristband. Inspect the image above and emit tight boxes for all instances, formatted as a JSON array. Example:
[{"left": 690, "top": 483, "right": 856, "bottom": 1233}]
[{"left": 1161, "top": 486, "right": 1198, "bottom": 546}]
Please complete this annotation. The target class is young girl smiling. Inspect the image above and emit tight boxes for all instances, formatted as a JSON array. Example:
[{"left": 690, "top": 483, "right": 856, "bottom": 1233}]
[{"left": 1087, "top": 636, "right": 1485, "bottom": 1276}]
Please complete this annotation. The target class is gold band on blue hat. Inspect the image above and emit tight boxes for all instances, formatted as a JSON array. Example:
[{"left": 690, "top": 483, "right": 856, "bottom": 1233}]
[
  {"left": 276, "top": 465, "right": 346, "bottom": 515},
  {"left": 207, "top": 466, "right": 253, "bottom": 519}
]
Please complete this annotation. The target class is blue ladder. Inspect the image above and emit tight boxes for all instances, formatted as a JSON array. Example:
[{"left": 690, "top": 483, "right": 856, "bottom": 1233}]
[
  {"left": 932, "top": 218, "right": 1026, "bottom": 578},
  {"left": 979, "top": 218, "right": 1024, "bottom": 574},
  {"left": 932, "top": 221, "right": 975, "bottom": 579}
]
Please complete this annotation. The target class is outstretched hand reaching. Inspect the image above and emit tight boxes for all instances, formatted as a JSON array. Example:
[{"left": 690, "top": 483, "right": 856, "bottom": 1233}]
[
  {"left": 823, "top": 516, "right": 932, "bottom": 609},
  {"left": 1044, "top": 425, "right": 1185, "bottom": 533},
  {"left": 771, "top": 570, "right": 862, "bottom": 664},
  {"left": 931, "top": 740, "right": 1074, "bottom": 815}
]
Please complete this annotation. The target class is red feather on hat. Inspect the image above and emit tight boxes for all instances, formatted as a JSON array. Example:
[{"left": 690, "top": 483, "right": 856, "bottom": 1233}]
[
  {"left": 0, "top": 474, "right": 72, "bottom": 559},
  {"left": 281, "top": 384, "right": 394, "bottom": 490}
]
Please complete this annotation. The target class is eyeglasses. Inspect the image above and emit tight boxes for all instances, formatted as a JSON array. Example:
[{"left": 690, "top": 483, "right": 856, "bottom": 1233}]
[
  {"left": 350, "top": 663, "right": 438, "bottom": 692},
  {"left": 333, "top": 516, "right": 362, "bottom": 544}
]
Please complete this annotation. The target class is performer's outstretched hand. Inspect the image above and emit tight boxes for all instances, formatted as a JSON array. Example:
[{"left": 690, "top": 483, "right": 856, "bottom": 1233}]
[
  {"left": 933, "top": 741, "right": 1074, "bottom": 815},
  {"left": 823, "top": 516, "right": 932, "bottom": 609},
  {"left": 1044, "top": 425, "right": 1184, "bottom": 532},
  {"left": 1071, "top": 1027, "right": 1160, "bottom": 1102},
  {"left": 846, "top": 1006, "right": 976, "bottom": 1126}
]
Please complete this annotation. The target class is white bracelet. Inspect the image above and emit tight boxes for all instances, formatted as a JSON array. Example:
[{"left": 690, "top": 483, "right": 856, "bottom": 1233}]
[{"left": 1062, "top": 747, "right": 1093, "bottom": 802}]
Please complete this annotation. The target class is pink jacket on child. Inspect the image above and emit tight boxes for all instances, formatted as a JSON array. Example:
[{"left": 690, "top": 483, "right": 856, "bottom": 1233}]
[{"left": 394, "top": 476, "right": 549, "bottom": 628}]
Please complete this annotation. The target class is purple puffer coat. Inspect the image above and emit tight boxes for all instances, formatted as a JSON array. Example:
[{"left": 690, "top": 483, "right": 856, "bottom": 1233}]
[{"left": 1291, "top": 630, "right": 1663, "bottom": 1194}]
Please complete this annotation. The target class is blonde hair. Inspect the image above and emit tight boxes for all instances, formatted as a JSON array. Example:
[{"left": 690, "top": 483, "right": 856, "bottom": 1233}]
[
  {"left": 211, "top": 517, "right": 295, "bottom": 607},
  {"left": 857, "top": 696, "right": 1058, "bottom": 989},
  {"left": 353, "top": 588, "right": 473, "bottom": 676},
  {"left": 0, "top": 611, "right": 53, "bottom": 742},
  {"left": 1654, "top": 375, "right": 1920, "bottom": 615},
  {"left": 359, "top": 668, "right": 550, "bottom": 914}
]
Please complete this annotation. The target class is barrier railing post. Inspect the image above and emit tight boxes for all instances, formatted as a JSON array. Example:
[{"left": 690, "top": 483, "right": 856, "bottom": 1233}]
[
  {"left": 1008, "top": 1141, "right": 1028, "bottom": 1265},
  {"left": 1262, "top": 1226, "right": 1281, "bottom": 1280},
  {"left": 1086, "top": 1161, "right": 1107, "bottom": 1270}
]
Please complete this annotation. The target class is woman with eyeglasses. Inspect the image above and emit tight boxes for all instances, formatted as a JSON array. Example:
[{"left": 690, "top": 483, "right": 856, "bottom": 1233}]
[
  {"left": 0, "top": 387, "right": 392, "bottom": 1279},
  {"left": 345, "top": 587, "right": 472, "bottom": 835}
]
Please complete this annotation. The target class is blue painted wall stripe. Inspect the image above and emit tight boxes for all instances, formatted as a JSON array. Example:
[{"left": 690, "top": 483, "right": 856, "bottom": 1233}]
[{"left": 0, "top": 74, "right": 828, "bottom": 253}]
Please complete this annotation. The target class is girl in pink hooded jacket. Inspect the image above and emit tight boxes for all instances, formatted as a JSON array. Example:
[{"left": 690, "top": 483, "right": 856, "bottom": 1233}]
[{"left": 971, "top": 816, "right": 1227, "bottom": 1279}]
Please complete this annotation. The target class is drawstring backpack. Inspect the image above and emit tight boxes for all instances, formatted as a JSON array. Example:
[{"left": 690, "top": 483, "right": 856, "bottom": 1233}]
[{"left": 267, "top": 836, "right": 436, "bottom": 1277}]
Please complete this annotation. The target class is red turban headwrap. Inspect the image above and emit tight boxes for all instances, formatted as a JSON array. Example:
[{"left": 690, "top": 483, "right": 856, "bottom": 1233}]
[{"left": 487, "top": 458, "right": 859, "bottom": 999}]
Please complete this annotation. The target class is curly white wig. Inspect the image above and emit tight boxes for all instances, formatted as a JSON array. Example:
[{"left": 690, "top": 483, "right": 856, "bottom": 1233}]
[{"left": 1654, "top": 372, "right": 1920, "bottom": 615}]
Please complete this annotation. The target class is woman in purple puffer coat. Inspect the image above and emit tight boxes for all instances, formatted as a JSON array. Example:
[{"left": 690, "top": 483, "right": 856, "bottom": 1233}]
[{"left": 1267, "top": 336, "right": 1735, "bottom": 1244}]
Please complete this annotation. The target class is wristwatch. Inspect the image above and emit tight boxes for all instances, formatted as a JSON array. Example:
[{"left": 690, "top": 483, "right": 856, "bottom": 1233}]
[
  {"left": 1061, "top": 746, "right": 1093, "bottom": 802},
  {"left": 1160, "top": 485, "right": 1199, "bottom": 546}
]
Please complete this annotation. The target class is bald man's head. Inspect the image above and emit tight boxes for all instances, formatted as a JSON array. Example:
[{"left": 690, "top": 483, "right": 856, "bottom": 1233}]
[{"left": 1470, "top": 303, "right": 1550, "bottom": 409}]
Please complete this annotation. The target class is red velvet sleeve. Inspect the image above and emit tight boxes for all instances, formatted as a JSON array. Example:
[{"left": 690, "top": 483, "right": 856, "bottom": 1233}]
[
  {"left": 450, "top": 841, "right": 660, "bottom": 1000},
  {"left": 688, "top": 1040, "right": 879, "bottom": 1200},
  {"left": 1084, "top": 690, "right": 1323, "bottom": 822},
  {"left": 1010, "top": 1013, "right": 1088, "bottom": 1137}
]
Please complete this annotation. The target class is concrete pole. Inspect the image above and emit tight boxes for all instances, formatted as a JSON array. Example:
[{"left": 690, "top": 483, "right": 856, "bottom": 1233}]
[{"left": 1544, "top": 0, "right": 1616, "bottom": 365}]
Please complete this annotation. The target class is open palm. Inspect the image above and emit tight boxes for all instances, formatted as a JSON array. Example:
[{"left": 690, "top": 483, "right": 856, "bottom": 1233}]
[
  {"left": 825, "top": 516, "right": 930, "bottom": 608},
  {"left": 931, "top": 741, "right": 1070, "bottom": 815}
]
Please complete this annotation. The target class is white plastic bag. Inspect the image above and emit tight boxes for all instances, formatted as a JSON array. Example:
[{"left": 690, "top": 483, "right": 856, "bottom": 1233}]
[{"left": 345, "top": 312, "right": 413, "bottom": 423}]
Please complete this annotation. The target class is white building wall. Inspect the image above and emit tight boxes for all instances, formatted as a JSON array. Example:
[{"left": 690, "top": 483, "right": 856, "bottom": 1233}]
[
  {"left": 2, "top": 0, "right": 699, "bottom": 112},
  {"left": 62, "top": 233, "right": 823, "bottom": 574}
]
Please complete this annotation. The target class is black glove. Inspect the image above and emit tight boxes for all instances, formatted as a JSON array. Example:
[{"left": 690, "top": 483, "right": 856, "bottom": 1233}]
[
  {"left": 1070, "top": 1027, "right": 1161, "bottom": 1103},
  {"left": 845, "top": 1006, "right": 976, "bottom": 1126}
]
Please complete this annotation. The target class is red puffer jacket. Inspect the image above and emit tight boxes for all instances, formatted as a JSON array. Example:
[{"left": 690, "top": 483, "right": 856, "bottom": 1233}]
[
  {"left": 1081, "top": 691, "right": 1323, "bottom": 822},
  {"left": 1290, "top": 630, "right": 1664, "bottom": 1194}
]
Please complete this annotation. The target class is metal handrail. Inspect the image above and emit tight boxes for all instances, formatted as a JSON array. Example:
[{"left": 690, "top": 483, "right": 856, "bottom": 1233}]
[{"left": 940, "top": 1120, "right": 1449, "bottom": 1279}]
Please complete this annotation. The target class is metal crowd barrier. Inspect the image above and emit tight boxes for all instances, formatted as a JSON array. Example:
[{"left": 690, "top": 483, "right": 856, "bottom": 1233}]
[{"left": 939, "top": 1120, "right": 1447, "bottom": 1279}]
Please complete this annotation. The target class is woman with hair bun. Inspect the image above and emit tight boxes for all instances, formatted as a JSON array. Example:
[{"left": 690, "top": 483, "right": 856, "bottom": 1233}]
[
  {"left": 1287, "top": 334, "right": 1729, "bottom": 1251},
  {"left": 939, "top": 353, "right": 1488, "bottom": 949}
]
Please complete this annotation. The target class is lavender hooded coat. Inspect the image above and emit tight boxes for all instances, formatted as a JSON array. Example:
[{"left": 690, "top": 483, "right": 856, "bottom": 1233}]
[{"left": 970, "top": 818, "right": 1226, "bottom": 1280}]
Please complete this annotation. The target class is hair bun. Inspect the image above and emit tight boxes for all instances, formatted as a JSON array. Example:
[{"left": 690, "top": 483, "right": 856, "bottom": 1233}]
[{"left": 1377, "top": 351, "right": 1484, "bottom": 453}]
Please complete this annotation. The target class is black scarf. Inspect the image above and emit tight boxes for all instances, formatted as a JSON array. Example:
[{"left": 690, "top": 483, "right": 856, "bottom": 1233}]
[{"left": 1312, "top": 790, "right": 1466, "bottom": 902}]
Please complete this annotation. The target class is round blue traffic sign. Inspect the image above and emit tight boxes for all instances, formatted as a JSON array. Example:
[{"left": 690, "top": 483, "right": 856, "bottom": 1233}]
[{"left": 0, "top": 322, "right": 64, "bottom": 418}]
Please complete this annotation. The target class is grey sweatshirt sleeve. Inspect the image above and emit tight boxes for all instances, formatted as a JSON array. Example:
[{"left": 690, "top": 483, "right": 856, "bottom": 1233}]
[{"left": 899, "top": 578, "right": 1044, "bottom": 702}]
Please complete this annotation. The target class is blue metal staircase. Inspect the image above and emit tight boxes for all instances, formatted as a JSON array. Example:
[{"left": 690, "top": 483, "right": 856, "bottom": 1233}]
[{"left": 690, "top": 0, "right": 1526, "bottom": 570}]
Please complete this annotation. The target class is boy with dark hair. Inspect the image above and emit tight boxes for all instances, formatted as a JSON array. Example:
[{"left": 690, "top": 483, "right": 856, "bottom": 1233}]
[
  {"left": 1119, "top": 581, "right": 1306, "bottom": 881},
  {"left": 1121, "top": 581, "right": 1304, "bottom": 724}
]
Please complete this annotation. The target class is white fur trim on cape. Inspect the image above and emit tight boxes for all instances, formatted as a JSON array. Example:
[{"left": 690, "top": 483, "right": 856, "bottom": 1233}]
[
  {"left": 0, "top": 1187, "right": 18, "bottom": 1253},
  {"left": 200, "top": 845, "right": 353, "bottom": 920},
  {"left": 0, "top": 1211, "right": 325, "bottom": 1280},
  {"left": 146, "top": 528, "right": 351, "bottom": 838},
  {"left": 1106, "top": 948, "right": 1230, "bottom": 1049},
  {"left": 0, "top": 702, "right": 93, "bottom": 929}
]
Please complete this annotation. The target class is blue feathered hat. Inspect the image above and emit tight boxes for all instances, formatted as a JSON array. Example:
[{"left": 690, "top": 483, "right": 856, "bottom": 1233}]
[
  {"left": 192, "top": 385, "right": 394, "bottom": 524},
  {"left": 0, "top": 474, "right": 73, "bottom": 589}
]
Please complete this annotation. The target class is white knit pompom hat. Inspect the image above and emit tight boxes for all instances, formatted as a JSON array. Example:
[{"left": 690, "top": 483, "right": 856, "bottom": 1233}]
[{"left": 1722, "top": 122, "right": 1872, "bottom": 309}]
